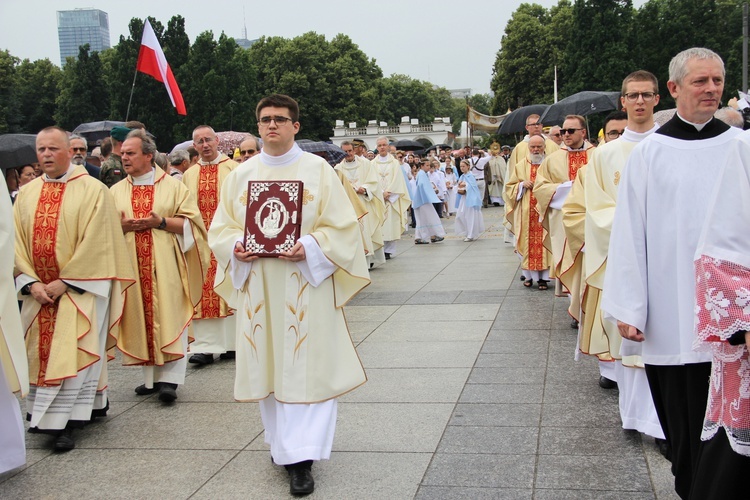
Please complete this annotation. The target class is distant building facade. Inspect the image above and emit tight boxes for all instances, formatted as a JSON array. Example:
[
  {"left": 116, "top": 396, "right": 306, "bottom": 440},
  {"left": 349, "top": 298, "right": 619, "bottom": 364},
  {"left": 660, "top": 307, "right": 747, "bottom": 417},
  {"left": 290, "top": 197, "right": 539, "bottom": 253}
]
[{"left": 57, "top": 9, "right": 110, "bottom": 66}]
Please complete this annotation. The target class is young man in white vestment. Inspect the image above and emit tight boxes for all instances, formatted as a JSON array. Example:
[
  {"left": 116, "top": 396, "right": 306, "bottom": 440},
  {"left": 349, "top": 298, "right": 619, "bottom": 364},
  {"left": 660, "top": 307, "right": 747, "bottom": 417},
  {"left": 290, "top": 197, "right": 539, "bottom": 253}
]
[
  {"left": 208, "top": 94, "right": 369, "bottom": 497},
  {"left": 579, "top": 71, "right": 665, "bottom": 448},
  {"left": 601, "top": 48, "right": 742, "bottom": 499},
  {"left": 0, "top": 171, "right": 28, "bottom": 472}
]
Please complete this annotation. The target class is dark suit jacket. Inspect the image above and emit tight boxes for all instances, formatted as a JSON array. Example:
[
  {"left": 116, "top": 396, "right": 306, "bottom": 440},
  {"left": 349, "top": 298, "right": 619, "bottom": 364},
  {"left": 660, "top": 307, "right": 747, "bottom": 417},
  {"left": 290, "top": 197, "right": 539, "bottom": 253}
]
[{"left": 84, "top": 161, "right": 102, "bottom": 180}]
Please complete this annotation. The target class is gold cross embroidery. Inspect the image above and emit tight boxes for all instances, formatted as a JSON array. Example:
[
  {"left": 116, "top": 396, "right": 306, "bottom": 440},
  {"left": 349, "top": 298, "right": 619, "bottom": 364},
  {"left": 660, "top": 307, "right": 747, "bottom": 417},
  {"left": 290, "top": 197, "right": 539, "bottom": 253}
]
[
  {"left": 239, "top": 189, "right": 248, "bottom": 206},
  {"left": 614, "top": 171, "right": 621, "bottom": 186}
]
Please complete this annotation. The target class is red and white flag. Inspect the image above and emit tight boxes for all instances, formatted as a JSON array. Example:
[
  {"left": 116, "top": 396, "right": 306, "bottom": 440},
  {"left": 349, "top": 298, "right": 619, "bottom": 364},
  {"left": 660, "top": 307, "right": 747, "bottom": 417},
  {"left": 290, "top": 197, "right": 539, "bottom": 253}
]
[{"left": 136, "top": 19, "right": 187, "bottom": 115}]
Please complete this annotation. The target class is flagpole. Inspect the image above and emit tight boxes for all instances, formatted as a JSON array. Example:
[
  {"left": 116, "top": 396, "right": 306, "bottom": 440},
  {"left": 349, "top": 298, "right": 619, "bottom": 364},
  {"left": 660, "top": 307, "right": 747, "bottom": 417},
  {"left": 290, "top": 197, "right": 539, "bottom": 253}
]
[{"left": 125, "top": 67, "right": 138, "bottom": 122}]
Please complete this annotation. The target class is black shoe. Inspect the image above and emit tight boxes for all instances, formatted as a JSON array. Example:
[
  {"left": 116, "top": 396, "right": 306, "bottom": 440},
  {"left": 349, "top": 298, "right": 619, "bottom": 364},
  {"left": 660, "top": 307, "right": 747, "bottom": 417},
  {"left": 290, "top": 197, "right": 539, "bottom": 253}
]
[
  {"left": 287, "top": 462, "right": 314, "bottom": 496},
  {"left": 54, "top": 428, "right": 75, "bottom": 452},
  {"left": 90, "top": 400, "right": 109, "bottom": 421},
  {"left": 189, "top": 353, "right": 214, "bottom": 365},
  {"left": 598, "top": 376, "right": 617, "bottom": 389},
  {"left": 655, "top": 438, "right": 672, "bottom": 461},
  {"left": 519, "top": 275, "right": 526, "bottom": 281},
  {"left": 219, "top": 351, "right": 236, "bottom": 360},
  {"left": 384, "top": 253, "right": 391, "bottom": 260},
  {"left": 570, "top": 319, "right": 579, "bottom": 329},
  {"left": 493, "top": 202, "right": 501, "bottom": 207},
  {"left": 135, "top": 383, "right": 161, "bottom": 395},
  {"left": 158, "top": 383, "right": 178, "bottom": 403},
  {"left": 431, "top": 236, "right": 444, "bottom": 243}
]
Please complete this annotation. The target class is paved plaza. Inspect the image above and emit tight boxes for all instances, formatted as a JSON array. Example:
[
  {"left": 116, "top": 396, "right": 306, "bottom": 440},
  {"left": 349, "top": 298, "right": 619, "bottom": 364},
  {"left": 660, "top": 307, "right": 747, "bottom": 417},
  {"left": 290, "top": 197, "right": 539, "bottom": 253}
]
[{"left": 0, "top": 207, "right": 678, "bottom": 499}]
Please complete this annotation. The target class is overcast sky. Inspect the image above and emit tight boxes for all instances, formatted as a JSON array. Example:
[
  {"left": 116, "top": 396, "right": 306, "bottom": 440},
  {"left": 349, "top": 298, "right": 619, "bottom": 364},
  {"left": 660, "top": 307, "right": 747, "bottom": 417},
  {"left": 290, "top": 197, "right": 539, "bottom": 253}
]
[{"left": 0, "top": 0, "right": 646, "bottom": 96}]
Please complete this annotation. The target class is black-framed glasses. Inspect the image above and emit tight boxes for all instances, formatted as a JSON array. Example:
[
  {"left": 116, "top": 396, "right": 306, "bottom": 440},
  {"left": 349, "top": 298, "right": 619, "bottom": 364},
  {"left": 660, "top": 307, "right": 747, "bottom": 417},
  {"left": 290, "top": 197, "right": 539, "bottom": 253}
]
[
  {"left": 259, "top": 115, "right": 293, "bottom": 126},
  {"left": 560, "top": 128, "right": 582, "bottom": 135},
  {"left": 72, "top": 147, "right": 87, "bottom": 152},
  {"left": 623, "top": 92, "right": 656, "bottom": 102},
  {"left": 527, "top": 122, "right": 542, "bottom": 127},
  {"left": 606, "top": 130, "right": 625, "bottom": 138},
  {"left": 240, "top": 149, "right": 256, "bottom": 155},
  {"left": 550, "top": 132, "right": 561, "bottom": 137}
]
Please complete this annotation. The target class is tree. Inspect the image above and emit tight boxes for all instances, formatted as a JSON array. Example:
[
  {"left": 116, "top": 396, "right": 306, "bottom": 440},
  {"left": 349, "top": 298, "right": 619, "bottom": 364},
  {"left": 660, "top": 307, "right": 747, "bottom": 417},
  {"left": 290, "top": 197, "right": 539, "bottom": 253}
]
[
  {"left": 490, "top": 2, "right": 573, "bottom": 114},
  {"left": 561, "top": 0, "right": 636, "bottom": 96},
  {"left": 0, "top": 50, "right": 20, "bottom": 133},
  {"left": 54, "top": 45, "right": 109, "bottom": 131},
  {"left": 14, "top": 59, "right": 62, "bottom": 133}
]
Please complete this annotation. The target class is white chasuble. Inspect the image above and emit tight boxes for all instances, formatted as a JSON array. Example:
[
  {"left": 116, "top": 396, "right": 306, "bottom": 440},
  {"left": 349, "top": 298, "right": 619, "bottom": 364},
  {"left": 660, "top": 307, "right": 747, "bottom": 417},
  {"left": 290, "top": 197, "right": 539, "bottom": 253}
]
[{"left": 209, "top": 149, "right": 369, "bottom": 403}]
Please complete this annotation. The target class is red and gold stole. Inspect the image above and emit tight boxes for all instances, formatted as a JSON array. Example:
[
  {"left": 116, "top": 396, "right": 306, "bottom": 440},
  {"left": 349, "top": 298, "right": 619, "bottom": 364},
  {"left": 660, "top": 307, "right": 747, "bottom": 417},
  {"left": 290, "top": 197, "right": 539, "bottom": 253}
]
[
  {"left": 527, "top": 162, "right": 545, "bottom": 270},
  {"left": 568, "top": 150, "right": 588, "bottom": 181},
  {"left": 132, "top": 185, "right": 156, "bottom": 363},
  {"left": 197, "top": 164, "right": 222, "bottom": 318},
  {"left": 31, "top": 182, "right": 66, "bottom": 385}
]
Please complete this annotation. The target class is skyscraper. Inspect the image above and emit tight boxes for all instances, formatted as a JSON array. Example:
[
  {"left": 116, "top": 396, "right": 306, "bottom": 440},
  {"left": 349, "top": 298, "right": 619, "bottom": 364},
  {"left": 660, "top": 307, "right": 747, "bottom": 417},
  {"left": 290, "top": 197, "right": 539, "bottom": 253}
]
[{"left": 57, "top": 9, "right": 110, "bottom": 66}]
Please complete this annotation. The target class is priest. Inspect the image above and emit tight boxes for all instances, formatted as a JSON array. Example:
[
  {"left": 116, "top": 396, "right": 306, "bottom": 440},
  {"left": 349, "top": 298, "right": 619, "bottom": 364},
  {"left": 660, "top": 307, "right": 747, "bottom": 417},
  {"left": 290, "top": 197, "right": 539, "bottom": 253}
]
[
  {"left": 208, "top": 94, "right": 369, "bottom": 497},
  {"left": 183, "top": 125, "right": 238, "bottom": 366},
  {"left": 372, "top": 136, "right": 410, "bottom": 259},
  {"left": 111, "top": 129, "right": 209, "bottom": 403},
  {"left": 14, "top": 127, "right": 142, "bottom": 451}
]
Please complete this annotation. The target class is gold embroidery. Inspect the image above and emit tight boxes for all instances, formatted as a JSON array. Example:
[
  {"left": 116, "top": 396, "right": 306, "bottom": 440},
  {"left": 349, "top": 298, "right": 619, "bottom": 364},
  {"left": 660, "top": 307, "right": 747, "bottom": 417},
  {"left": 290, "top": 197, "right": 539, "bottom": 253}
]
[
  {"left": 243, "top": 270, "right": 264, "bottom": 360},
  {"left": 239, "top": 189, "right": 248, "bottom": 206},
  {"left": 288, "top": 271, "right": 309, "bottom": 360},
  {"left": 302, "top": 189, "right": 314, "bottom": 205},
  {"left": 614, "top": 171, "right": 621, "bottom": 186}
]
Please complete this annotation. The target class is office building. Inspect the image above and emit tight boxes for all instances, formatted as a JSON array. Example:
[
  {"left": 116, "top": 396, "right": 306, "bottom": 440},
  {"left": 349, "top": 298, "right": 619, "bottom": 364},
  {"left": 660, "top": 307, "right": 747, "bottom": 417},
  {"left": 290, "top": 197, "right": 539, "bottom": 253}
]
[{"left": 57, "top": 8, "right": 110, "bottom": 66}]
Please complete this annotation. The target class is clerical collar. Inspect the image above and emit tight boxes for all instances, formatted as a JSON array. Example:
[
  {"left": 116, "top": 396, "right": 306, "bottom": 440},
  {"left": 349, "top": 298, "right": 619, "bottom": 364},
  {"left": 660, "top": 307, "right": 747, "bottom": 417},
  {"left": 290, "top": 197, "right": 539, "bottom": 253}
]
[
  {"left": 198, "top": 153, "right": 221, "bottom": 165},
  {"left": 132, "top": 167, "right": 155, "bottom": 186},
  {"left": 260, "top": 144, "right": 303, "bottom": 167},
  {"left": 377, "top": 154, "right": 390, "bottom": 163},
  {"left": 676, "top": 112, "right": 711, "bottom": 131},
  {"left": 656, "top": 113, "right": 729, "bottom": 140},
  {"left": 567, "top": 141, "right": 590, "bottom": 152},
  {"left": 622, "top": 123, "right": 659, "bottom": 143},
  {"left": 44, "top": 164, "right": 74, "bottom": 183}
]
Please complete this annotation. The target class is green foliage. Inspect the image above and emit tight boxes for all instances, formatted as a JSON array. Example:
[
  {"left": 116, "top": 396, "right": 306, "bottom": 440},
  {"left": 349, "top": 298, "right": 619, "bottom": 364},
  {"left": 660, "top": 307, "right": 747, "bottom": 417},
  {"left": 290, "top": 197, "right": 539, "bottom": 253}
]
[
  {"left": 54, "top": 45, "right": 109, "bottom": 130},
  {"left": 0, "top": 50, "right": 20, "bottom": 133},
  {"left": 15, "top": 58, "right": 62, "bottom": 133}
]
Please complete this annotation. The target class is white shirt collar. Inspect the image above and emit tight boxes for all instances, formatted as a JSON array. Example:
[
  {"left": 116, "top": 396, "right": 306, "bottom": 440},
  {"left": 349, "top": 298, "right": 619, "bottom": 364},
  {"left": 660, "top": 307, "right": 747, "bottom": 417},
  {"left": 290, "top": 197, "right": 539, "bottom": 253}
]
[{"left": 259, "top": 144, "right": 303, "bottom": 167}]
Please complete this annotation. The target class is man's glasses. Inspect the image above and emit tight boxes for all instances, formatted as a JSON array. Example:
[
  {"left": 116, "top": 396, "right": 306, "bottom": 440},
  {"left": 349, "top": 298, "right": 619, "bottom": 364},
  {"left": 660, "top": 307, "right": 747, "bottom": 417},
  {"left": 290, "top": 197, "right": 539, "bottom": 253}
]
[
  {"left": 240, "top": 149, "right": 256, "bottom": 155},
  {"left": 527, "top": 122, "right": 542, "bottom": 127},
  {"left": 259, "top": 116, "right": 293, "bottom": 126},
  {"left": 623, "top": 92, "right": 656, "bottom": 102},
  {"left": 72, "top": 147, "right": 87, "bottom": 153},
  {"left": 194, "top": 137, "right": 214, "bottom": 145},
  {"left": 550, "top": 133, "right": 561, "bottom": 137},
  {"left": 606, "top": 130, "right": 625, "bottom": 139},
  {"left": 560, "top": 128, "right": 582, "bottom": 135}
]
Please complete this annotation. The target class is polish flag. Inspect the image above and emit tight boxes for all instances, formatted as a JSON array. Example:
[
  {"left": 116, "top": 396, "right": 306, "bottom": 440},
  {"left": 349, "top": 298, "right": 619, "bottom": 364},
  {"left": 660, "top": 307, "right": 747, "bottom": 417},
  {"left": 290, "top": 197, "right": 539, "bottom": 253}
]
[{"left": 136, "top": 19, "right": 187, "bottom": 115}]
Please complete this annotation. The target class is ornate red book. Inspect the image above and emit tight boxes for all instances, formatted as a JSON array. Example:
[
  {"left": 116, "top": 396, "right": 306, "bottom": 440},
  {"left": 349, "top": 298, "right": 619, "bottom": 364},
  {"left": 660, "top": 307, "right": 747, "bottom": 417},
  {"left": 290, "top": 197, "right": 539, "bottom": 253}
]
[{"left": 243, "top": 180, "right": 303, "bottom": 257}]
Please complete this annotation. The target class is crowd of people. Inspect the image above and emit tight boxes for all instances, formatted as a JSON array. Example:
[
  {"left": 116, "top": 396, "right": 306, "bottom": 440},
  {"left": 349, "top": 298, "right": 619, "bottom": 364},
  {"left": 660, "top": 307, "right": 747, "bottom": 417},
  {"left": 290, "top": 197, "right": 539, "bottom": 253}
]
[{"left": 3, "top": 46, "right": 750, "bottom": 499}]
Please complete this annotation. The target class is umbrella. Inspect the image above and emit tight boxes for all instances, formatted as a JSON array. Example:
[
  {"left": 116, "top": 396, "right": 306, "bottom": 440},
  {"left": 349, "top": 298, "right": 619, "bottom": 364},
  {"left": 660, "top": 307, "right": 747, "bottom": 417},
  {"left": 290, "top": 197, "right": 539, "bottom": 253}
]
[
  {"left": 0, "top": 134, "right": 38, "bottom": 172},
  {"left": 539, "top": 91, "right": 622, "bottom": 126},
  {"left": 654, "top": 108, "right": 676, "bottom": 126},
  {"left": 72, "top": 120, "right": 126, "bottom": 144},
  {"left": 497, "top": 104, "right": 550, "bottom": 135},
  {"left": 391, "top": 139, "right": 425, "bottom": 151},
  {"left": 296, "top": 140, "right": 346, "bottom": 166},
  {"left": 423, "top": 143, "right": 453, "bottom": 152}
]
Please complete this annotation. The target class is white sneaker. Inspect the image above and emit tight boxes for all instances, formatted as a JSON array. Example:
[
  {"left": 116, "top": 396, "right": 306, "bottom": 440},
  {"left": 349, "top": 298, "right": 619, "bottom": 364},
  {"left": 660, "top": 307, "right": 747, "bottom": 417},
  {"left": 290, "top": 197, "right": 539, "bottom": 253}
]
[{"left": 463, "top": 237, "right": 472, "bottom": 242}]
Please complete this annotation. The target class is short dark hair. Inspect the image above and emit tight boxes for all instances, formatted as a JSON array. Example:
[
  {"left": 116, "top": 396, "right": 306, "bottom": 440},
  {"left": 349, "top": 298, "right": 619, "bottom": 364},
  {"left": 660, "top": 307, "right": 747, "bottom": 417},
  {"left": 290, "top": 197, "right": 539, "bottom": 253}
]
[
  {"left": 564, "top": 114, "right": 586, "bottom": 129},
  {"left": 256, "top": 94, "right": 299, "bottom": 123},
  {"left": 187, "top": 146, "right": 199, "bottom": 160},
  {"left": 100, "top": 137, "right": 112, "bottom": 157},
  {"left": 124, "top": 120, "right": 146, "bottom": 130},
  {"left": 603, "top": 111, "right": 628, "bottom": 133},
  {"left": 621, "top": 70, "right": 659, "bottom": 96}
]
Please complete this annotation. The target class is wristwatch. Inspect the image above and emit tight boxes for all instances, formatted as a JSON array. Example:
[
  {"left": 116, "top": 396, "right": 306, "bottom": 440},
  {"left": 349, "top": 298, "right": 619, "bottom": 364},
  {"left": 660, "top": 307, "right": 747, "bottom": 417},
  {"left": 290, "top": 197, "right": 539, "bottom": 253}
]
[{"left": 158, "top": 217, "right": 167, "bottom": 230}]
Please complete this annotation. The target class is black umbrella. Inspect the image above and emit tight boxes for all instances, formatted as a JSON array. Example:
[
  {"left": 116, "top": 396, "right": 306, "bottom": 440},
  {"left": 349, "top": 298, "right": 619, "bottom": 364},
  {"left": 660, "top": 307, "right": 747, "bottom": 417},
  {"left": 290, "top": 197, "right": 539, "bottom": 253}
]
[
  {"left": 423, "top": 143, "right": 453, "bottom": 152},
  {"left": 392, "top": 139, "right": 425, "bottom": 151},
  {"left": 0, "top": 134, "right": 37, "bottom": 172},
  {"left": 72, "top": 120, "right": 126, "bottom": 144},
  {"left": 497, "top": 104, "right": 550, "bottom": 135},
  {"left": 296, "top": 140, "right": 346, "bottom": 167},
  {"left": 539, "top": 91, "right": 621, "bottom": 126}
]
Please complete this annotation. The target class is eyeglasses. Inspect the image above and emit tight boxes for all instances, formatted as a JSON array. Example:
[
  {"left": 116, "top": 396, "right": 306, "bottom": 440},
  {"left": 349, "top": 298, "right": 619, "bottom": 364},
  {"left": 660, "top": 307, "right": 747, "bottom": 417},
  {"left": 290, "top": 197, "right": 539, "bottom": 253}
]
[
  {"left": 240, "top": 149, "right": 256, "bottom": 155},
  {"left": 527, "top": 122, "right": 542, "bottom": 127},
  {"left": 72, "top": 147, "right": 87, "bottom": 153},
  {"left": 194, "top": 137, "right": 214, "bottom": 145},
  {"left": 560, "top": 128, "right": 582, "bottom": 135},
  {"left": 259, "top": 115, "right": 293, "bottom": 126},
  {"left": 623, "top": 92, "right": 657, "bottom": 102},
  {"left": 606, "top": 130, "right": 625, "bottom": 138},
  {"left": 550, "top": 133, "right": 561, "bottom": 137}
]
